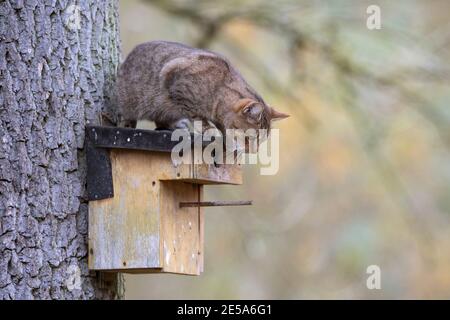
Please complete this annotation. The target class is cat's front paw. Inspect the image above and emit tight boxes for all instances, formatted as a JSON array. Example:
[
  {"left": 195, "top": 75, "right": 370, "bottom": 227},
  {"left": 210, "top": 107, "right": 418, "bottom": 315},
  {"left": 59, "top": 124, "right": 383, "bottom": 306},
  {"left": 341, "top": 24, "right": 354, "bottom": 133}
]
[{"left": 172, "top": 118, "right": 193, "bottom": 131}]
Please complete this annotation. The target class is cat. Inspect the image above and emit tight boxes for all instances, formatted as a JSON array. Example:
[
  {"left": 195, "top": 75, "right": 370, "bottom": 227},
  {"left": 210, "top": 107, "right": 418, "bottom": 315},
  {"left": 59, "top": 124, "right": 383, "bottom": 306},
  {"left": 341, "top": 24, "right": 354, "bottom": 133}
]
[{"left": 116, "top": 41, "right": 289, "bottom": 137}]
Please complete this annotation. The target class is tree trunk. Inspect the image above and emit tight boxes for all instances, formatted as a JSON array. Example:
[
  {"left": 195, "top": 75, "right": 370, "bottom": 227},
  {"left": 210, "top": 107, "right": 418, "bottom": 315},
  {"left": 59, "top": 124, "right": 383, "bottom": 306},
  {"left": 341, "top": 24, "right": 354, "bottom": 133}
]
[{"left": 0, "top": 0, "right": 121, "bottom": 299}]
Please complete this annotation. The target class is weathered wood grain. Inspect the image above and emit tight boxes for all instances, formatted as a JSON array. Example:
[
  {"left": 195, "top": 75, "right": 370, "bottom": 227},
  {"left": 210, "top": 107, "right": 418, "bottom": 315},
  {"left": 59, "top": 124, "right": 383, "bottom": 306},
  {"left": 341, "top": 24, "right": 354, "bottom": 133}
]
[
  {"left": 89, "top": 150, "right": 161, "bottom": 271},
  {"left": 88, "top": 149, "right": 242, "bottom": 275},
  {"left": 160, "top": 181, "right": 201, "bottom": 275}
]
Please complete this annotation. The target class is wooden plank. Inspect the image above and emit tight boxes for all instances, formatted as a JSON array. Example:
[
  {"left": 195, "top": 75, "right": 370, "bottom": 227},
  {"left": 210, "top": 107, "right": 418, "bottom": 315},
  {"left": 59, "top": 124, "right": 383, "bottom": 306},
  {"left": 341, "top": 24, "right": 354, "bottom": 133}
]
[
  {"left": 198, "top": 185, "right": 204, "bottom": 273},
  {"left": 191, "top": 163, "right": 243, "bottom": 185},
  {"left": 160, "top": 181, "right": 202, "bottom": 275},
  {"left": 147, "top": 151, "right": 243, "bottom": 185},
  {"left": 89, "top": 150, "right": 161, "bottom": 271}
]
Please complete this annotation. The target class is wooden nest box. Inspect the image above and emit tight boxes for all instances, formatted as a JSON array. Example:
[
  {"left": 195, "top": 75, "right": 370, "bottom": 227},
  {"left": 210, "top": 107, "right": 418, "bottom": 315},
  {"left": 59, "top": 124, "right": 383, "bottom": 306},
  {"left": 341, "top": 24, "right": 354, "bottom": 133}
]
[{"left": 86, "top": 126, "right": 248, "bottom": 275}]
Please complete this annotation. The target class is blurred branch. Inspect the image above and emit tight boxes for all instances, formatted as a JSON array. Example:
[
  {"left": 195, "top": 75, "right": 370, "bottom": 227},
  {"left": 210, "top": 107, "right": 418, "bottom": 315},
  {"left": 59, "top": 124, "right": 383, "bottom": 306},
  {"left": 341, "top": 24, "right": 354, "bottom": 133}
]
[
  {"left": 148, "top": 0, "right": 450, "bottom": 81},
  {"left": 148, "top": 0, "right": 236, "bottom": 47}
]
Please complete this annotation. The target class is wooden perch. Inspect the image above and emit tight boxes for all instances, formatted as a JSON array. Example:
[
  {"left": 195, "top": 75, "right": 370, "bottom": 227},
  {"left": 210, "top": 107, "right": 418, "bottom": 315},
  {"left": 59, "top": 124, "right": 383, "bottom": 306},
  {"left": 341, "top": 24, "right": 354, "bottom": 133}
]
[{"left": 179, "top": 200, "right": 252, "bottom": 208}]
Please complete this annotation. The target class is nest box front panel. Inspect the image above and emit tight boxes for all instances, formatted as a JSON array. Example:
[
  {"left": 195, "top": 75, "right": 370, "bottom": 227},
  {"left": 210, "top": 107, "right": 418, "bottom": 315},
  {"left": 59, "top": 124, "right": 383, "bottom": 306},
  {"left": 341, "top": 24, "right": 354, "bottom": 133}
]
[{"left": 160, "top": 181, "right": 203, "bottom": 275}]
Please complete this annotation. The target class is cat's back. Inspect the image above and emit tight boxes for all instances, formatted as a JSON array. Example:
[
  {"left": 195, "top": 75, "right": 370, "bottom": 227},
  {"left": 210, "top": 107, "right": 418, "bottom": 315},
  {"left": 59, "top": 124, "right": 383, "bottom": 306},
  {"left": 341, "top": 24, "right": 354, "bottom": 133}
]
[
  {"left": 121, "top": 41, "right": 215, "bottom": 72},
  {"left": 117, "top": 41, "right": 199, "bottom": 111},
  {"left": 116, "top": 41, "right": 240, "bottom": 123},
  {"left": 118, "top": 40, "right": 235, "bottom": 97}
]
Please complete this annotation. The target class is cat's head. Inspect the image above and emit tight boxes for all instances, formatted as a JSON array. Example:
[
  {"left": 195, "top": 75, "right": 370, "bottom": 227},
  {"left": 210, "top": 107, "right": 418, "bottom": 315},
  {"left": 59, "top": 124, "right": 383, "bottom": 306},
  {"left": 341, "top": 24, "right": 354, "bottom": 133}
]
[
  {"left": 225, "top": 98, "right": 289, "bottom": 152},
  {"left": 230, "top": 98, "right": 289, "bottom": 132}
]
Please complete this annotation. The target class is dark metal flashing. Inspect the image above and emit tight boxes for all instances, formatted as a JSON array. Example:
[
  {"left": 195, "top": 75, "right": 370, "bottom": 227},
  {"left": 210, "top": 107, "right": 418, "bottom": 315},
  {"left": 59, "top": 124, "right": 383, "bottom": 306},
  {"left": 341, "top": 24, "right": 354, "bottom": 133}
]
[
  {"left": 86, "top": 131, "right": 114, "bottom": 201},
  {"left": 86, "top": 126, "right": 184, "bottom": 201},
  {"left": 86, "top": 126, "right": 184, "bottom": 152},
  {"left": 85, "top": 126, "right": 221, "bottom": 201}
]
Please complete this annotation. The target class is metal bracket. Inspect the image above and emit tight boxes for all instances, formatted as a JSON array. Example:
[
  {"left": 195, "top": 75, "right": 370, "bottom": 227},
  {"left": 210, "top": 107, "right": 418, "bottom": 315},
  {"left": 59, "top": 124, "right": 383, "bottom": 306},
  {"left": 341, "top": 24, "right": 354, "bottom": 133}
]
[
  {"left": 85, "top": 126, "right": 185, "bottom": 201},
  {"left": 86, "top": 137, "right": 114, "bottom": 201}
]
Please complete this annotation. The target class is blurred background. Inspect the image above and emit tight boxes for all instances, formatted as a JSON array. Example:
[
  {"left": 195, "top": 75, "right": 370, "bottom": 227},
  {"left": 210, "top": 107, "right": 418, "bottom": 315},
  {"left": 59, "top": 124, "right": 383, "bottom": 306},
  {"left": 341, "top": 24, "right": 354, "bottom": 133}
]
[{"left": 120, "top": 0, "right": 450, "bottom": 299}]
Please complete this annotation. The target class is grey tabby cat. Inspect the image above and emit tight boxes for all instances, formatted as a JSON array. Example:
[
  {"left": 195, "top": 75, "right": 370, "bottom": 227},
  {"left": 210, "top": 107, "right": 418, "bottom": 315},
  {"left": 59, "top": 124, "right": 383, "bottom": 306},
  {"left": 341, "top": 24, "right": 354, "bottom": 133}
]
[{"left": 116, "top": 41, "right": 289, "bottom": 135}]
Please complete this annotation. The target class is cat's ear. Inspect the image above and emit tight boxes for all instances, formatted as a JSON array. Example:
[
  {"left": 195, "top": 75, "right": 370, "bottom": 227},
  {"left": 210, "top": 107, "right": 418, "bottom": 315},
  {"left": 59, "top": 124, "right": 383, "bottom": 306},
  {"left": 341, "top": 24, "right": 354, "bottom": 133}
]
[{"left": 270, "top": 107, "right": 290, "bottom": 122}]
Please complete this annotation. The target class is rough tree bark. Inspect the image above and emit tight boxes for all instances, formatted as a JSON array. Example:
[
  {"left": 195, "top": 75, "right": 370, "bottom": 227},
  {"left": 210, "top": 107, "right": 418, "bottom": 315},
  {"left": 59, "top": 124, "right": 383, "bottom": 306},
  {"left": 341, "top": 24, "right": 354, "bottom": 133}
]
[{"left": 0, "top": 0, "right": 121, "bottom": 299}]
